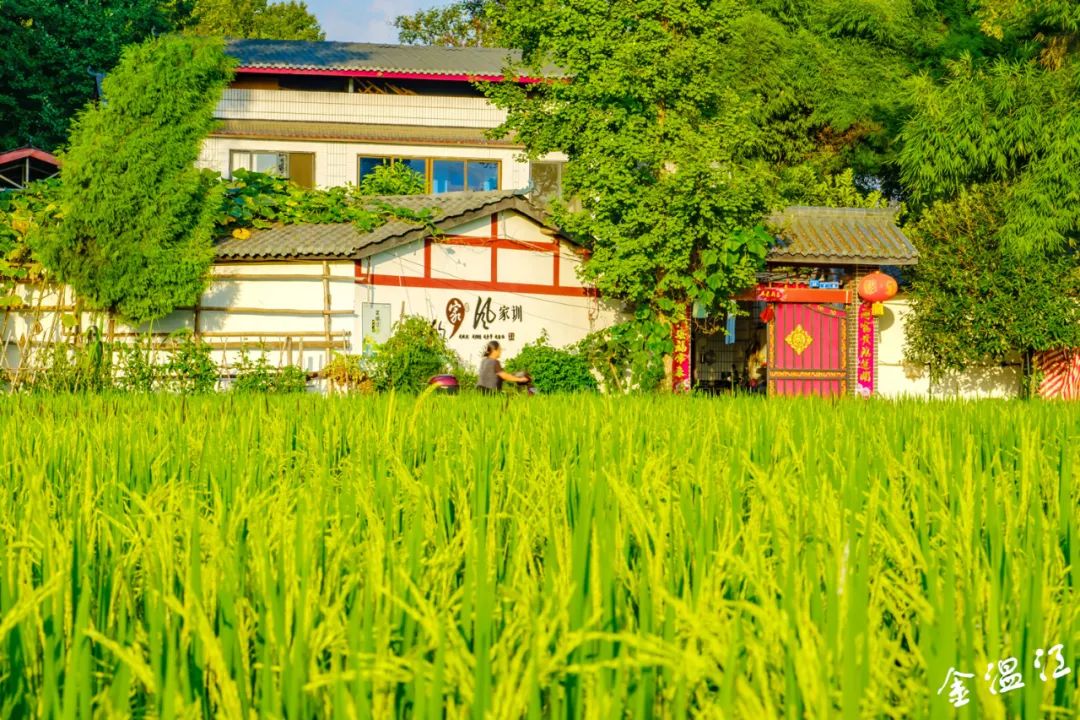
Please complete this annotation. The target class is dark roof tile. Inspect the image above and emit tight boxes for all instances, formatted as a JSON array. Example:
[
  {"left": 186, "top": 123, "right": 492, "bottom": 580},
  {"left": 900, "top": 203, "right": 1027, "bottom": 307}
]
[
  {"left": 214, "top": 189, "right": 555, "bottom": 261},
  {"left": 227, "top": 39, "right": 561, "bottom": 79},
  {"left": 767, "top": 206, "right": 918, "bottom": 266}
]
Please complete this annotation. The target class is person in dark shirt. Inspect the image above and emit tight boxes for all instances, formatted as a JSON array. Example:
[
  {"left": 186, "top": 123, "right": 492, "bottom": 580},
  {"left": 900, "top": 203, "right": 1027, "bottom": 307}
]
[{"left": 476, "top": 341, "right": 529, "bottom": 394}]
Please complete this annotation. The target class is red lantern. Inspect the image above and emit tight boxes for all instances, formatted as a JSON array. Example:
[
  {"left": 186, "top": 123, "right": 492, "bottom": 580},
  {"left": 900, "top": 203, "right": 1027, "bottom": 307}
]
[{"left": 858, "top": 271, "right": 898, "bottom": 317}]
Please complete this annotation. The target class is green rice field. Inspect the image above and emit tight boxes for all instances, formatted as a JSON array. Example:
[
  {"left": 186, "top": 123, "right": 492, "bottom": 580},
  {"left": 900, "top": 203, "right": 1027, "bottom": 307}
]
[{"left": 0, "top": 394, "right": 1077, "bottom": 718}]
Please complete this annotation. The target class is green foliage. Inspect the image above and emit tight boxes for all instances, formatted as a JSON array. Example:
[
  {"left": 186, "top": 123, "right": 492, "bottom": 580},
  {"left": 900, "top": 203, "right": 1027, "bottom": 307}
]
[
  {"left": 0, "top": 0, "right": 172, "bottom": 150},
  {"left": 903, "top": 185, "right": 1080, "bottom": 382},
  {"left": 218, "top": 169, "right": 437, "bottom": 237},
  {"left": 232, "top": 351, "right": 308, "bottom": 393},
  {"left": 899, "top": 54, "right": 1080, "bottom": 253},
  {"left": 116, "top": 336, "right": 160, "bottom": 393},
  {"left": 485, "top": 1, "right": 941, "bottom": 319},
  {"left": 23, "top": 331, "right": 113, "bottom": 393},
  {"left": 370, "top": 315, "right": 461, "bottom": 393},
  {"left": 321, "top": 352, "right": 373, "bottom": 393},
  {"left": 35, "top": 35, "right": 234, "bottom": 325},
  {"left": 504, "top": 332, "right": 596, "bottom": 393},
  {"left": 163, "top": 331, "right": 218, "bottom": 394},
  {"left": 0, "top": 1, "right": 322, "bottom": 152},
  {"left": 395, "top": 0, "right": 500, "bottom": 47},
  {"left": 575, "top": 310, "right": 672, "bottom": 393},
  {"left": 358, "top": 162, "right": 427, "bottom": 196},
  {"left": 181, "top": 0, "right": 324, "bottom": 40}
]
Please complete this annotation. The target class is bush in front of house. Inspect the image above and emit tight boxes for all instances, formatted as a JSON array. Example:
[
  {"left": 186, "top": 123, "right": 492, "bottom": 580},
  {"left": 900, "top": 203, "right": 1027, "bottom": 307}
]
[
  {"left": 370, "top": 315, "right": 461, "bottom": 393},
  {"left": 232, "top": 351, "right": 308, "bottom": 394},
  {"left": 505, "top": 333, "right": 597, "bottom": 394}
]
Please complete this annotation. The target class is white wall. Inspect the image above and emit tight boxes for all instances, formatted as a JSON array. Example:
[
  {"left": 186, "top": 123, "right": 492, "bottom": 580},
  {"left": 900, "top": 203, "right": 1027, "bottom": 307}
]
[
  {"left": 356, "top": 285, "right": 622, "bottom": 368},
  {"left": 1, "top": 262, "right": 356, "bottom": 379},
  {"left": 217, "top": 88, "right": 506, "bottom": 129},
  {"left": 877, "top": 296, "right": 1022, "bottom": 399},
  {"left": 197, "top": 137, "right": 532, "bottom": 191}
]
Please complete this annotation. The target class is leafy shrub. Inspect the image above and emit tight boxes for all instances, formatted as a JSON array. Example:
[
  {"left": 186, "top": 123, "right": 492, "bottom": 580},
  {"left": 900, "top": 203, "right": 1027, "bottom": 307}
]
[
  {"left": 163, "top": 332, "right": 218, "bottom": 394},
  {"left": 575, "top": 312, "right": 672, "bottom": 393},
  {"left": 359, "top": 162, "right": 426, "bottom": 196},
  {"left": 232, "top": 351, "right": 308, "bottom": 394},
  {"left": 370, "top": 315, "right": 460, "bottom": 392},
  {"left": 322, "top": 352, "right": 373, "bottom": 394},
  {"left": 117, "top": 336, "right": 159, "bottom": 393},
  {"left": 25, "top": 331, "right": 113, "bottom": 393},
  {"left": 505, "top": 333, "right": 597, "bottom": 393}
]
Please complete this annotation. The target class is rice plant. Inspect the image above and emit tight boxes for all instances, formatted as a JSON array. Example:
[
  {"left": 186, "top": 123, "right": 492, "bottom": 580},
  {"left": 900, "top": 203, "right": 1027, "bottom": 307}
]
[{"left": 0, "top": 394, "right": 1076, "bottom": 718}]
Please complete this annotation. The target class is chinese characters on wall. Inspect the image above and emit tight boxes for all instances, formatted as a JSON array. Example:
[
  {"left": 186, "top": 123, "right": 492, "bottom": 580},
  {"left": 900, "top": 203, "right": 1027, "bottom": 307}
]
[
  {"left": 431, "top": 296, "right": 525, "bottom": 342},
  {"left": 672, "top": 312, "right": 691, "bottom": 393},
  {"left": 856, "top": 302, "right": 875, "bottom": 397}
]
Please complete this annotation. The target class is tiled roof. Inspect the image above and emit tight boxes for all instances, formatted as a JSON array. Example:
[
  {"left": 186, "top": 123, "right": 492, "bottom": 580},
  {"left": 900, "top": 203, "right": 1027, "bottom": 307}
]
[
  {"left": 227, "top": 39, "right": 560, "bottom": 80},
  {"left": 767, "top": 207, "right": 918, "bottom": 266},
  {"left": 214, "top": 189, "right": 555, "bottom": 261},
  {"left": 210, "top": 119, "right": 519, "bottom": 147}
]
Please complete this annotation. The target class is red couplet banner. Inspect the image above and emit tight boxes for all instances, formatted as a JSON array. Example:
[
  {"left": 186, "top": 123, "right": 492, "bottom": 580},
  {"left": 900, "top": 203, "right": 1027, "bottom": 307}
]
[
  {"left": 672, "top": 311, "right": 692, "bottom": 393},
  {"left": 856, "top": 303, "right": 875, "bottom": 397}
]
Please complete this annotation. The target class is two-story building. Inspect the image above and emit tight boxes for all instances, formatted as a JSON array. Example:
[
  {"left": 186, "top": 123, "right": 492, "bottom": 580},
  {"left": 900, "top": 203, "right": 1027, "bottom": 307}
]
[{"left": 198, "top": 40, "right": 566, "bottom": 198}]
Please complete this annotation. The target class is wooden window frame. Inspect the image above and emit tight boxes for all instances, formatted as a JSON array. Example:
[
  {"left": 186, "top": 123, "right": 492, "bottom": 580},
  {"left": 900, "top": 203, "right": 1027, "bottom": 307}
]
[
  {"left": 229, "top": 150, "right": 316, "bottom": 189},
  {"left": 356, "top": 155, "right": 502, "bottom": 194}
]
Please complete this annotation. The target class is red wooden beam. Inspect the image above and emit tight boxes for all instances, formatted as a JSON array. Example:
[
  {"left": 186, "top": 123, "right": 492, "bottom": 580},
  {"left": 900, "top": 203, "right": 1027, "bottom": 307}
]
[{"left": 354, "top": 271, "right": 598, "bottom": 298}]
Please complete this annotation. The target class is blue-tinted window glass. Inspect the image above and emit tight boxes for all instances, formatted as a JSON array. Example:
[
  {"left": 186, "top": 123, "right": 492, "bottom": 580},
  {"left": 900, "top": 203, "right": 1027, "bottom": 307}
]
[
  {"left": 399, "top": 158, "right": 427, "bottom": 177},
  {"left": 432, "top": 160, "right": 466, "bottom": 193},
  {"left": 359, "top": 157, "right": 388, "bottom": 182},
  {"left": 467, "top": 161, "right": 499, "bottom": 191}
]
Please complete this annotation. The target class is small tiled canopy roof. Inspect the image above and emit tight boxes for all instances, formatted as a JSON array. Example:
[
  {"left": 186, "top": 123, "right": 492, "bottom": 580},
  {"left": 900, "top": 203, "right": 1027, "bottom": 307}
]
[
  {"left": 214, "top": 189, "right": 560, "bottom": 261},
  {"left": 227, "top": 39, "right": 562, "bottom": 80},
  {"left": 768, "top": 206, "right": 918, "bottom": 266}
]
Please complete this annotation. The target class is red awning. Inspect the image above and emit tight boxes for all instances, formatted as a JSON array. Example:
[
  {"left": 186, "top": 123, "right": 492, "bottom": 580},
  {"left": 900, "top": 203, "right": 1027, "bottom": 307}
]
[{"left": 0, "top": 147, "right": 59, "bottom": 167}]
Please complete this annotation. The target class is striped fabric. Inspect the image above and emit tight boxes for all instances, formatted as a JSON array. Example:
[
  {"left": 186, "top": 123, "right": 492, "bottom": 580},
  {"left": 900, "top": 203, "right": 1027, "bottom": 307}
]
[{"left": 1037, "top": 349, "right": 1080, "bottom": 400}]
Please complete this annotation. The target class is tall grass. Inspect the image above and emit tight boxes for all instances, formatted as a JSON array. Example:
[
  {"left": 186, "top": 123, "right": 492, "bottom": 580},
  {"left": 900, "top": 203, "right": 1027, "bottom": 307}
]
[{"left": 0, "top": 394, "right": 1077, "bottom": 718}]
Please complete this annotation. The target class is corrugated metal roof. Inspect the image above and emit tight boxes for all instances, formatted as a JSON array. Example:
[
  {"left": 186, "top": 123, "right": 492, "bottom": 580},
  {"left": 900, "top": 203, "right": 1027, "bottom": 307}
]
[
  {"left": 767, "top": 206, "right": 918, "bottom": 266},
  {"left": 210, "top": 119, "right": 519, "bottom": 147},
  {"left": 227, "top": 39, "right": 560, "bottom": 79},
  {"left": 214, "top": 189, "right": 555, "bottom": 261}
]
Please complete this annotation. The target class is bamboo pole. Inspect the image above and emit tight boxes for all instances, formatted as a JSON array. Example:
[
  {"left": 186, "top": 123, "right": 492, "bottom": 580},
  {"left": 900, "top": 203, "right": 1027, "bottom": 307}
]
[{"left": 322, "top": 261, "right": 333, "bottom": 359}]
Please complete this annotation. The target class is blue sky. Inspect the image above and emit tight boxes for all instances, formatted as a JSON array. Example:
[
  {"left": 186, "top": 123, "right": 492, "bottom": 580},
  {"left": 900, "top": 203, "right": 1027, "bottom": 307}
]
[{"left": 304, "top": 0, "right": 457, "bottom": 43}]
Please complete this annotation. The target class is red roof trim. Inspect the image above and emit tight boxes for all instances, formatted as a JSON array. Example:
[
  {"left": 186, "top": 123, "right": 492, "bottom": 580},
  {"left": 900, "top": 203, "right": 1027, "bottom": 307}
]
[
  {"left": 0, "top": 147, "right": 59, "bottom": 167},
  {"left": 236, "top": 66, "right": 547, "bottom": 84}
]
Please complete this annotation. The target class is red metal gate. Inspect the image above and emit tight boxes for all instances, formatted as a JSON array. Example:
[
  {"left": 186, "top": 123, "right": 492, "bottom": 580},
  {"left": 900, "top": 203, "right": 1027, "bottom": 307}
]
[{"left": 768, "top": 302, "right": 847, "bottom": 397}]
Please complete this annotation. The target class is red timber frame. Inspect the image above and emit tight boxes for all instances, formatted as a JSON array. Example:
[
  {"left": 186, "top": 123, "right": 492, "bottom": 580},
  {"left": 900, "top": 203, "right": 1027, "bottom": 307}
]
[{"left": 354, "top": 214, "right": 597, "bottom": 298}]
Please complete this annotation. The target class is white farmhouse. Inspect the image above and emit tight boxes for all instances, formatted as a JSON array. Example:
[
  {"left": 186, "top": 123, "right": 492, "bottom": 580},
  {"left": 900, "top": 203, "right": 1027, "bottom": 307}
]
[{"left": 198, "top": 40, "right": 564, "bottom": 197}]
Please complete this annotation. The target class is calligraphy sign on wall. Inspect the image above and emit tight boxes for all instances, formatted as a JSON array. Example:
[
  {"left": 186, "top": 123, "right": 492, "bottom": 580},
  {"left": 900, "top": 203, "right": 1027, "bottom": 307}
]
[
  {"left": 672, "top": 310, "right": 691, "bottom": 393},
  {"left": 361, "top": 302, "right": 392, "bottom": 348},
  {"left": 856, "top": 302, "right": 875, "bottom": 397},
  {"left": 431, "top": 296, "right": 525, "bottom": 343}
]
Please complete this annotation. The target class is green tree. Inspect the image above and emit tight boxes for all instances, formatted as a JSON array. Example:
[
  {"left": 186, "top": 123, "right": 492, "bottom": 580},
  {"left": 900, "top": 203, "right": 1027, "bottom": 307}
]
[
  {"left": 486, "top": 1, "right": 936, "bottom": 322},
  {"left": 395, "top": 1, "right": 500, "bottom": 47},
  {"left": 0, "top": 0, "right": 321, "bottom": 153},
  {"left": 898, "top": 1, "right": 1080, "bottom": 385},
  {"left": 903, "top": 185, "right": 1080, "bottom": 392},
  {"left": 0, "top": 0, "right": 172, "bottom": 150},
  {"left": 34, "top": 35, "right": 235, "bottom": 325},
  {"left": 182, "top": 0, "right": 323, "bottom": 41}
]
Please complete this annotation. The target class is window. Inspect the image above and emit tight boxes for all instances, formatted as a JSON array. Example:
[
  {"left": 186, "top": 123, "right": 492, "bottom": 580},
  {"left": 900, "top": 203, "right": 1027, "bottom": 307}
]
[
  {"left": 357, "top": 156, "right": 502, "bottom": 194},
  {"left": 230, "top": 150, "right": 315, "bottom": 188},
  {"left": 530, "top": 161, "right": 564, "bottom": 202}
]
